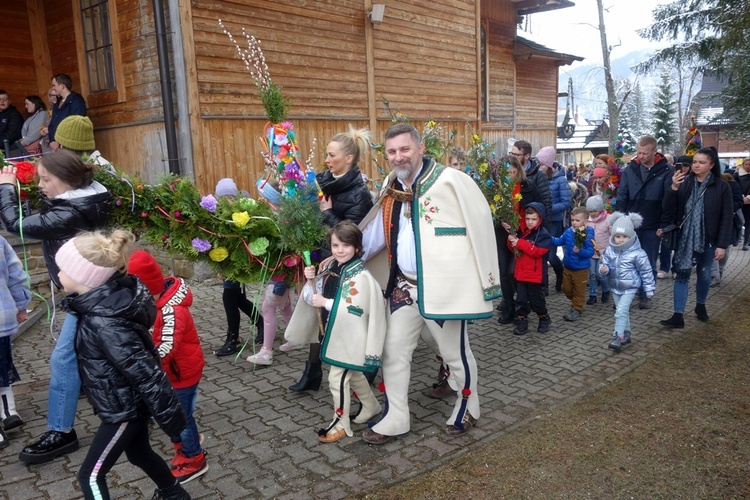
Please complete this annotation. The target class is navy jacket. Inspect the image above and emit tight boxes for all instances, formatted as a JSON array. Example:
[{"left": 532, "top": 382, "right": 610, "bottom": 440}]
[
  {"left": 48, "top": 91, "right": 87, "bottom": 143},
  {"left": 616, "top": 155, "right": 673, "bottom": 230}
]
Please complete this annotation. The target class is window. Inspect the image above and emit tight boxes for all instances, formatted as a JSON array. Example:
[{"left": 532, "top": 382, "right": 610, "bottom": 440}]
[
  {"left": 72, "top": 0, "right": 125, "bottom": 107},
  {"left": 80, "top": 0, "right": 116, "bottom": 92}
]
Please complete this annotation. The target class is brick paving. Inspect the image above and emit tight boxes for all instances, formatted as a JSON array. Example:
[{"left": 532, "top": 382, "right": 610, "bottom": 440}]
[{"left": 1, "top": 249, "right": 749, "bottom": 499}]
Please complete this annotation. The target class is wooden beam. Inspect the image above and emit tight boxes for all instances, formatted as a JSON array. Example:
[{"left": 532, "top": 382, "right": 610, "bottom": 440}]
[
  {"left": 27, "top": 0, "right": 52, "bottom": 95},
  {"left": 475, "top": 0, "right": 482, "bottom": 133},
  {"left": 179, "top": 0, "right": 206, "bottom": 185}
]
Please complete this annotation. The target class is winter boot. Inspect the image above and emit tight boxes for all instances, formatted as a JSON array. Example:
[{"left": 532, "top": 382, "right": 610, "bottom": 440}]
[
  {"left": 151, "top": 479, "right": 191, "bottom": 500},
  {"left": 660, "top": 313, "right": 684, "bottom": 329},
  {"left": 253, "top": 317, "right": 264, "bottom": 344},
  {"left": 695, "top": 303, "right": 709, "bottom": 322},
  {"left": 214, "top": 331, "right": 241, "bottom": 357},
  {"left": 0, "top": 386, "right": 24, "bottom": 430},
  {"left": 513, "top": 317, "right": 528, "bottom": 335},
  {"left": 563, "top": 307, "right": 580, "bottom": 322},
  {"left": 288, "top": 361, "right": 322, "bottom": 391},
  {"left": 586, "top": 295, "right": 597, "bottom": 305},
  {"left": 608, "top": 334, "right": 623, "bottom": 353},
  {"left": 601, "top": 291, "right": 610, "bottom": 303},
  {"left": 622, "top": 330, "right": 631, "bottom": 345},
  {"left": 555, "top": 270, "right": 563, "bottom": 292},
  {"left": 537, "top": 315, "right": 552, "bottom": 333},
  {"left": 498, "top": 303, "right": 516, "bottom": 325}
]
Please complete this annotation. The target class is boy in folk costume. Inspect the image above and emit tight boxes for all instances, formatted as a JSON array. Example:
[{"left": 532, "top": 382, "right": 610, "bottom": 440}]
[{"left": 302, "top": 221, "right": 384, "bottom": 443}]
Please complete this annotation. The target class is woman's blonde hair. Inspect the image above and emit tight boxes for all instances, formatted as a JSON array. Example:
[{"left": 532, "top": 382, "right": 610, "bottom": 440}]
[
  {"left": 74, "top": 229, "right": 135, "bottom": 272},
  {"left": 501, "top": 155, "right": 526, "bottom": 183},
  {"left": 330, "top": 125, "right": 371, "bottom": 166}
]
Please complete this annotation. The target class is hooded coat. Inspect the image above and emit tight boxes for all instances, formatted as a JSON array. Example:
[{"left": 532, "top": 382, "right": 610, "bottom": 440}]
[
  {"left": 509, "top": 202, "right": 552, "bottom": 284},
  {"left": 152, "top": 277, "right": 205, "bottom": 390},
  {"left": 70, "top": 274, "right": 186, "bottom": 437},
  {"left": 599, "top": 229, "right": 655, "bottom": 295}
]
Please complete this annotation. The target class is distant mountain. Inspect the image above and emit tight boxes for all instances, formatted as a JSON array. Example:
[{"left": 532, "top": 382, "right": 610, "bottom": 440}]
[{"left": 558, "top": 49, "right": 661, "bottom": 121}]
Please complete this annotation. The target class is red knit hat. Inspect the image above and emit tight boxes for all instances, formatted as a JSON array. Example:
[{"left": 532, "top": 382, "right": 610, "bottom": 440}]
[{"left": 128, "top": 250, "right": 165, "bottom": 295}]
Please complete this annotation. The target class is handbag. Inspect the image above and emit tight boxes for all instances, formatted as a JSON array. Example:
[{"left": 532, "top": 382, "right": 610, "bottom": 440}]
[{"left": 661, "top": 223, "right": 680, "bottom": 250}]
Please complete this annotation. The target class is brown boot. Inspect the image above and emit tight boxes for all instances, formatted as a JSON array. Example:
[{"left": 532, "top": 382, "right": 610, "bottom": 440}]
[{"left": 429, "top": 363, "right": 454, "bottom": 399}]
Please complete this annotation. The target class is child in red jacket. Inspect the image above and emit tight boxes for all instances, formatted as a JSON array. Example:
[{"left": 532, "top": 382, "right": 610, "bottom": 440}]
[
  {"left": 507, "top": 203, "right": 553, "bottom": 335},
  {"left": 128, "top": 250, "right": 207, "bottom": 484}
]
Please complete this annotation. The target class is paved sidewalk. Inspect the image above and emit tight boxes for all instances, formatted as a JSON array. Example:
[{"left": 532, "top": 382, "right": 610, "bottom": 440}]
[{"left": 2, "top": 249, "right": 749, "bottom": 499}]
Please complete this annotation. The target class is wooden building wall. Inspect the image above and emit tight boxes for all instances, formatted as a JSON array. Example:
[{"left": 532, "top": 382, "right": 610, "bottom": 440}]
[
  {"left": 186, "top": 0, "right": 481, "bottom": 194},
  {"left": 0, "top": 2, "right": 44, "bottom": 114},
  {"left": 481, "top": 0, "right": 558, "bottom": 155}
]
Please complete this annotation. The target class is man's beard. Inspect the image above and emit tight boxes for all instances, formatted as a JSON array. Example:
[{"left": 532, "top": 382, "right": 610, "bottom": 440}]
[{"left": 394, "top": 164, "right": 413, "bottom": 181}]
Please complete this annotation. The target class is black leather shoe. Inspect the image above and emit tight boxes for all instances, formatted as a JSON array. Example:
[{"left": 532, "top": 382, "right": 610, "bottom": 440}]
[{"left": 19, "top": 429, "right": 79, "bottom": 464}]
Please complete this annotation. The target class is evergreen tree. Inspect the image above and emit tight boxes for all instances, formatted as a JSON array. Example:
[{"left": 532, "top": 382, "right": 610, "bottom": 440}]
[
  {"left": 637, "top": 0, "right": 750, "bottom": 142},
  {"left": 617, "top": 80, "right": 637, "bottom": 150},
  {"left": 652, "top": 73, "right": 677, "bottom": 153}
]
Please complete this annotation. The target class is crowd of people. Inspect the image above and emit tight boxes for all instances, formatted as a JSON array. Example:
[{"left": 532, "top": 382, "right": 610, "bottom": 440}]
[{"left": 0, "top": 105, "right": 745, "bottom": 499}]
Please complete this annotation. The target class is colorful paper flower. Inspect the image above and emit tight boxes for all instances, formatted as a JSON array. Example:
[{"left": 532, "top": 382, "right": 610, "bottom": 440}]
[
  {"left": 14, "top": 162, "right": 36, "bottom": 184},
  {"left": 200, "top": 194, "right": 218, "bottom": 213},
  {"left": 191, "top": 238, "right": 212, "bottom": 253},
  {"left": 248, "top": 237, "right": 269, "bottom": 256},
  {"left": 232, "top": 211, "right": 250, "bottom": 227},
  {"left": 209, "top": 247, "right": 229, "bottom": 262}
]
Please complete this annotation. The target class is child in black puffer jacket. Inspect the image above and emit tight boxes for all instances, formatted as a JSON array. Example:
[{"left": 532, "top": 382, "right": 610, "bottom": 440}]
[{"left": 55, "top": 230, "right": 190, "bottom": 500}]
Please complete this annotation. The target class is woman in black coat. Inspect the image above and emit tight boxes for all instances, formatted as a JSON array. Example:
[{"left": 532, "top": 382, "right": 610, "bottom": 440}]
[
  {"left": 0, "top": 149, "right": 111, "bottom": 464},
  {"left": 289, "top": 127, "right": 374, "bottom": 392},
  {"left": 660, "top": 147, "right": 733, "bottom": 328}
]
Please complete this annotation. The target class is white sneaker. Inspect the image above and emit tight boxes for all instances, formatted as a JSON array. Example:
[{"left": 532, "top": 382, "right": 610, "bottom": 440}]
[
  {"left": 247, "top": 349, "right": 273, "bottom": 365},
  {"left": 279, "top": 342, "right": 302, "bottom": 352}
]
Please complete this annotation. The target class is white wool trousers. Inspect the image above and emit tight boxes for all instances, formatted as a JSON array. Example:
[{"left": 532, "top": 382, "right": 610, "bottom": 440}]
[{"left": 371, "top": 283, "right": 480, "bottom": 436}]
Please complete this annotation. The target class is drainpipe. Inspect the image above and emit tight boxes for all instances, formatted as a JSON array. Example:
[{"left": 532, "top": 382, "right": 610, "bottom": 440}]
[
  {"left": 152, "top": 0, "right": 180, "bottom": 175},
  {"left": 167, "top": 0, "right": 194, "bottom": 179}
]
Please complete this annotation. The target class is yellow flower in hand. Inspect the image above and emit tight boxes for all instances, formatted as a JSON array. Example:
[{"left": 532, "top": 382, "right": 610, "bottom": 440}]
[
  {"left": 209, "top": 247, "right": 229, "bottom": 262},
  {"left": 232, "top": 211, "right": 250, "bottom": 227}
]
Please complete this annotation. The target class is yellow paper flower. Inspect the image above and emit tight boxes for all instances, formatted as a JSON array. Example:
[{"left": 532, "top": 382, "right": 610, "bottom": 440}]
[
  {"left": 494, "top": 194, "right": 502, "bottom": 202},
  {"left": 513, "top": 193, "right": 523, "bottom": 202},
  {"left": 232, "top": 211, "right": 250, "bottom": 227},
  {"left": 426, "top": 120, "right": 436, "bottom": 128},
  {"left": 209, "top": 247, "right": 229, "bottom": 262}
]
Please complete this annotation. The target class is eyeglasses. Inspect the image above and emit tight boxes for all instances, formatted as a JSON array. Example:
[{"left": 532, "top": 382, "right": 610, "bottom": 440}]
[
  {"left": 0, "top": 97, "right": 9, "bottom": 102},
  {"left": 510, "top": 152, "right": 525, "bottom": 158}
]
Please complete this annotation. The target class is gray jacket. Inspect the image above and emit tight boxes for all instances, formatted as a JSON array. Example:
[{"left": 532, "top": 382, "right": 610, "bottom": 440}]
[{"left": 598, "top": 235, "right": 655, "bottom": 295}]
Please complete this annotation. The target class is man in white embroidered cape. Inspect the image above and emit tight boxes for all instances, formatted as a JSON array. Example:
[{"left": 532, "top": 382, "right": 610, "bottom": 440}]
[{"left": 360, "top": 123, "right": 501, "bottom": 444}]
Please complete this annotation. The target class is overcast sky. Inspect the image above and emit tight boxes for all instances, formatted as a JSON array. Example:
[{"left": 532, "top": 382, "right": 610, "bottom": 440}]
[{"left": 521, "top": 0, "right": 670, "bottom": 71}]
